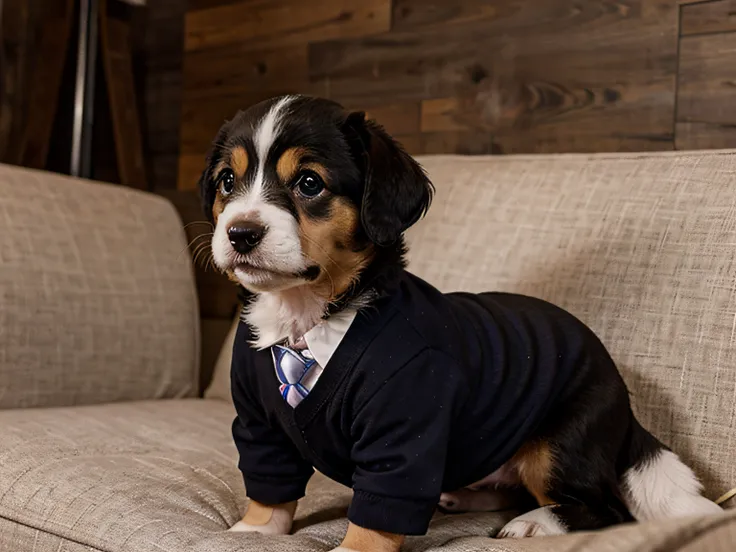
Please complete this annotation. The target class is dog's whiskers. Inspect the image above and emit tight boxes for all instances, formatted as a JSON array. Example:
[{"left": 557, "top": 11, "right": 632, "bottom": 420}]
[
  {"left": 184, "top": 221, "right": 214, "bottom": 231},
  {"left": 190, "top": 239, "right": 216, "bottom": 270},
  {"left": 176, "top": 232, "right": 214, "bottom": 261}
]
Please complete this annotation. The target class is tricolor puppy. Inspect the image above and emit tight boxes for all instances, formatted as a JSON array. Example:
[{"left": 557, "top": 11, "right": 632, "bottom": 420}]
[{"left": 199, "top": 95, "right": 721, "bottom": 551}]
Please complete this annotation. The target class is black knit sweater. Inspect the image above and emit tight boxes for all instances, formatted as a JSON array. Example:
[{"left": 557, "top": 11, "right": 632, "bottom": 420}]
[{"left": 231, "top": 271, "right": 600, "bottom": 535}]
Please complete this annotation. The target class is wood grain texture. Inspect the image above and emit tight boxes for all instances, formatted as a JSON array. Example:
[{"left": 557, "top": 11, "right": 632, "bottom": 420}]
[
  {"left": 681, "top": 0, "right": 736, "bottom": 36},
  {"left": 138, "top": 0, "right": 186, "bottom": 190},
  {"left": 18, "top": 0, "right": 75, "bottom": 169},
  {"left": 185, "top": 0, "right": 391, "bottom": 52},
  {"left": 1, "top": 0, "right": 28, "bottom": 163},
  {"left": 101, "top": 4, "right": 148, "bottom": 189},
  {"left": 183, "top": 44, "right": 308, "bottom": 101},
  {"left": 309, "top": 0, "right": 678, "bottom": 151},
  {"left": 362, "top": 102, "right": 421, "bottom": 136},
  {"left": 676, "top": 122, "right": 736, "bottom": 150},
  {"left": 174, "top": 0, "right": 736, "bottom": 188},
  {"left": 393, "top": 134, "right": 422, "bottom": 155},
  {"left": 421, "top": 130, "right": 497, "bottom": 155},
  {"left": 678, "top": 33, "right": 736, "bottom": 124}
]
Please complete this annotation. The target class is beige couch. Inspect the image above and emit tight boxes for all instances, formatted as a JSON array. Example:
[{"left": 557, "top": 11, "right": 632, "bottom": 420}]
[{"left": 1, "top": 151, "right": 735, "bottom": 552}]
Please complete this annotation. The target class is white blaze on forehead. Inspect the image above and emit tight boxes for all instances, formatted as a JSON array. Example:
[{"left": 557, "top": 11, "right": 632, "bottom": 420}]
[
  {"left": 252, "top": 95, "right": 296, "bottom": 200},
  {"left": 210, "top": 96, "right": 306, "bottom": 287}
]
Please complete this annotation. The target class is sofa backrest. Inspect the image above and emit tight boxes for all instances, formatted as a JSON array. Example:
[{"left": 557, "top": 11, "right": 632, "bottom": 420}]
[
  {"left": 0, "top": 164, "right": 199, "bottom": 409},
  {"left": 406, "top": 151, "right": 736, "bottom": 499}
]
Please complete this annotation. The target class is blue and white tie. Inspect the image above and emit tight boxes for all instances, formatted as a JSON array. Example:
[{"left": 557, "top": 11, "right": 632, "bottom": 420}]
[{"left": 271, "top": 343, "right": 319, "bottom": 408}]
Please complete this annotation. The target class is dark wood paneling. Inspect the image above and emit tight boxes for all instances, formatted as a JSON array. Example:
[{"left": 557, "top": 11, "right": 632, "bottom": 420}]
[
  {"left": 0, "top": 0, "right": 32, "bottom": 163},
  {"left": 393, "top": 0, "right": 501, "bottom": 31},
  {"left": 185, "top": 0, "right": 391, "bottom": 52},
  {"left": 101, "top": 4, "right": 147, "bottom": 189},
  {"left": 139, "top": 0, "right": 186, "bottom": 190},
  {"left": 676, "top": 122, "right": 736, "bottom": 149},
  {"left": 183, "top": 44, "right": 308, "bottom": 102},
  {"left": 18, "top": 0, "right": 75, "bottom": 169},
  {"left": 678, "top": 33, "right": 736, "bottom": 125},
  {"left": 188, "top": 0, "right": 245, "bottom": 11},
  {"left": 681, "top": 0, "right": 736, "bottom": 36},
  {"left": 173, "top": 0, "right": 736, "bottom": 187},
  {"left": 309, "top": 1, "right": 677, "bottom": 153},
  {"left": 421, "top": 130, "right": 497, "bottom": 155},
  {"left": 362, "top": 102, "right": 421, "bottom": 136}
]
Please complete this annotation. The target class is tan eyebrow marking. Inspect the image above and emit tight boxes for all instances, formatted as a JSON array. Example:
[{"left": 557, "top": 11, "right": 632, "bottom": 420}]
[
  {"left": 276, "top": 146, "right": 309, "bottom": 183},
  {"left": 230, "top": 146, "right": 249, "bottom": 179}
]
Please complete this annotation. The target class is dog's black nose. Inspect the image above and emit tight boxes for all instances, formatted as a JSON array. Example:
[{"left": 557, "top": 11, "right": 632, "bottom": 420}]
[{"left": 228, "top": 222, "right": 265, "bottom": 254}]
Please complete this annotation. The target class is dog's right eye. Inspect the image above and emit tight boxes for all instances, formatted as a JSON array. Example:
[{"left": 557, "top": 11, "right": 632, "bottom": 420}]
[{"left": 218, "top": 169, "right": 235, "bottom": 195}]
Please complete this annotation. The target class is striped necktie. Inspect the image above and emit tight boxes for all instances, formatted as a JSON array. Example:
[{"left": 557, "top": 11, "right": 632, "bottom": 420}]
[{"left": 271, "top": 342, "right": 320, "bottom": 408}]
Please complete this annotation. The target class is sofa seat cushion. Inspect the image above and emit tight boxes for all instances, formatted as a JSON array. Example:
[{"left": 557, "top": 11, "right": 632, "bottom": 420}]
[
  {"left": 0, "top": 399, "right": 514, "bottom": 551},
  {"left": 0, "top": 399, "right": 733, "bottom": 551}
]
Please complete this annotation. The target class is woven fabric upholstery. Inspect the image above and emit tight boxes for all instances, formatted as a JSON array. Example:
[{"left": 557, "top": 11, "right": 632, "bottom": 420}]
[
  {"left": 1, "top": 399, "right": 734, "bottom": 552},
  {"left": 407, "top": 151, "right": 736, "bottom": 499},
  {"left": 0, "top": 164, "right": 199, "bottom": 408}
]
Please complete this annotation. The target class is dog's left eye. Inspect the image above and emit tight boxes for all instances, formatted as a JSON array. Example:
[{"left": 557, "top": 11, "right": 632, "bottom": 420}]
[
  {"left": 218, "top": 169, "right": 235, "bottom": 195},
  {"left": 295, "top": 171, "right": 325, "bottom": 198}
]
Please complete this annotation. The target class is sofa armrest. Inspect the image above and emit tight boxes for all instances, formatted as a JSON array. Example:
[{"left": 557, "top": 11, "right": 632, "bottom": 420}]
[{"left": 0, "top": 164, "right": 200, "bottom": 409}]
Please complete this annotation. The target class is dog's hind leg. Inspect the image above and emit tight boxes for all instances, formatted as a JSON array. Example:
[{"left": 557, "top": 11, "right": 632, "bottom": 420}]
[{"left": 621, "top": 419, "right": 722, "bottom": 521}]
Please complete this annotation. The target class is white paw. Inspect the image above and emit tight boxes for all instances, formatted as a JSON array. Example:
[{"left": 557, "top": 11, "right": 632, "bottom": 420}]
[
  {"left": 229, "top": 519, "right": 289, "bottom": 535},
  {"left": 498, "top": 519, "right": 551, "bottom": 538},
  {"left": 497, "top": 507, "right": 567, "bottom": 538}
]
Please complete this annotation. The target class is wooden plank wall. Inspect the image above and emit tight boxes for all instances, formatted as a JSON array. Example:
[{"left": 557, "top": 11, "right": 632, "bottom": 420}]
[
  {"left": 139, "top": 0, "right": 187, "bottom": 190},
  {"left": 678, "top": 0, "right": 736, "bottom": 149},
  {"left": 175, "top": 0, "right": 736, "bottom": 190}
]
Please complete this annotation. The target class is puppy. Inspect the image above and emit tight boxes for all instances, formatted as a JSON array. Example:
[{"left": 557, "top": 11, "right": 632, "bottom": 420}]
[{"left": 199, "top": 95, "right": 721, "bottom": 551}]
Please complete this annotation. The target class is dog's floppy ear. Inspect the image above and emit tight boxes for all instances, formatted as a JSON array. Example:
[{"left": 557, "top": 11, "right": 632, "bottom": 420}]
[{"left": 342, "top": 111, "right": 434, "bottom": 247}]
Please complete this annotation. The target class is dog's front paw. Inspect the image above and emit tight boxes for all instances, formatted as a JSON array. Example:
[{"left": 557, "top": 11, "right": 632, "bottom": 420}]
[
  {"left": 229, "top": 519, "right": 289, "bottom": 535},
  {"left": 229, "top": 500, "right": 296, "bottom": 535}
]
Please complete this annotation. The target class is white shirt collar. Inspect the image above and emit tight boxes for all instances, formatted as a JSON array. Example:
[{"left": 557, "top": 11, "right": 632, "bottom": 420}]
[{"left": 302, "top": 308, "right": 358, "bottom": 368}]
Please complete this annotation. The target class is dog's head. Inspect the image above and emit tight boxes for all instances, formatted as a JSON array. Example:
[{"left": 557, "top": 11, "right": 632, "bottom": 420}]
[{"left": 199, "top": 95, "right": 433, "bottom": 298}]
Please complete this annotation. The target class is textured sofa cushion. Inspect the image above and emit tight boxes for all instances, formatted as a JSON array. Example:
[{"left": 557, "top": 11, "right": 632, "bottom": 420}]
[
  {"left": 0, "top": 399, "right": 733, "bottom": 552},
  {"left": 0, "top": 164, "right": 200, "bottom": 408}
]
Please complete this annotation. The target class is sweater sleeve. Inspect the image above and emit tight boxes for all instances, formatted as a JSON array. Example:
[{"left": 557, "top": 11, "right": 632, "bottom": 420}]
[
  {"left": 348, "top": 348, "right": 466, "bottom": 535},
  {"left": 231, "top": 322, "right": 314, "bottom": 504}
]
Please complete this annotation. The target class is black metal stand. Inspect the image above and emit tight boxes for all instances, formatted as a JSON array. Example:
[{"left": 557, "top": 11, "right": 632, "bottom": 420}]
[{"left": 70, "top": 0, "right": 99, "bottom": 178}]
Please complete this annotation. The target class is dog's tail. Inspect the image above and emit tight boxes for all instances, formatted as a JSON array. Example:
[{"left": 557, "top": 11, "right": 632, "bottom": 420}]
[{"left": 619, "top": 417, "right": 722, "bottom": 521}]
